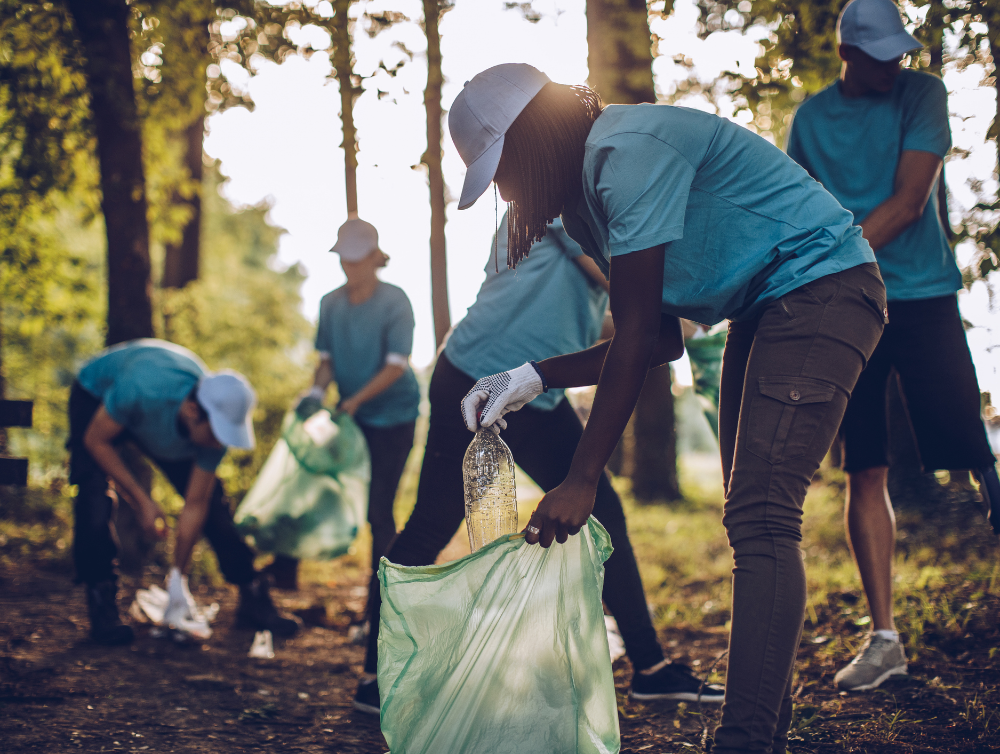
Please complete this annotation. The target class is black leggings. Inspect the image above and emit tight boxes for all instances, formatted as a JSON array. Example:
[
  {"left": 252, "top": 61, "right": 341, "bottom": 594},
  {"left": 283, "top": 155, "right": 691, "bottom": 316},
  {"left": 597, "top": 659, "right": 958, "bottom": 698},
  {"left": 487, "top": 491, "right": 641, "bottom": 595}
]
[
  {"left": 68, "top": 382, "right": 256, "bottom": 587},
  {"left": 363, "top": 353, "right": 664, "bottom": 673},
  {"left": 357, "top": 420, "right": 416, "bottom": 572}
]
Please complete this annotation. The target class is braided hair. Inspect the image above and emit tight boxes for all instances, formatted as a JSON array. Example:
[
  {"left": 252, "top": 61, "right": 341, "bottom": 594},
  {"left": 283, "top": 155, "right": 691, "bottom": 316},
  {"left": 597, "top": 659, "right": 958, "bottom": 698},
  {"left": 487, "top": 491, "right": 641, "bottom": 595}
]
[{"left": 495, "top": 82, "right": 603, "bottom": 268}]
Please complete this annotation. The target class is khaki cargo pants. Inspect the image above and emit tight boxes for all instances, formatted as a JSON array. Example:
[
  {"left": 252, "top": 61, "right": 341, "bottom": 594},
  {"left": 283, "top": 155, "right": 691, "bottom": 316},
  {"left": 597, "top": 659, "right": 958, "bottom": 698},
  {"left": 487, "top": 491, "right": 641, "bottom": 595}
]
[{"left": 712, "top": 262, "right": 886, "bottom": 754}]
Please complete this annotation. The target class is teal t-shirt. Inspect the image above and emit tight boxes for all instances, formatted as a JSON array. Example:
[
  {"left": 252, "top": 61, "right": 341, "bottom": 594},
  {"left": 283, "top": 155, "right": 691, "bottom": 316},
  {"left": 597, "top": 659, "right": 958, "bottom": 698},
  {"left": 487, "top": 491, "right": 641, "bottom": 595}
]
[
  {"left": 445, "top": 215, "right": 609, "bottom": 411},
  {"left": 76, "top": 339, "right": 227, "bottom": 471},
  {"left": 786, "top": 70, "right": 959, "bottom": 302},
  {"left": 315, "top": 281, "right": 420, "bottom": 428},
  {"left": 561, "top": 104, "right": 875, "bottom": 325}
]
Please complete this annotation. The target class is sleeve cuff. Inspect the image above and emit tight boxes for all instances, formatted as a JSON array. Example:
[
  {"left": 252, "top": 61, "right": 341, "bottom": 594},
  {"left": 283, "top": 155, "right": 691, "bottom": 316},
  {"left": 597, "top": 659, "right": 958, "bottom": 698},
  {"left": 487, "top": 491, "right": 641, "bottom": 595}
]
[{"left": 385, "top": 353, "right": 409, "bottom": 367}]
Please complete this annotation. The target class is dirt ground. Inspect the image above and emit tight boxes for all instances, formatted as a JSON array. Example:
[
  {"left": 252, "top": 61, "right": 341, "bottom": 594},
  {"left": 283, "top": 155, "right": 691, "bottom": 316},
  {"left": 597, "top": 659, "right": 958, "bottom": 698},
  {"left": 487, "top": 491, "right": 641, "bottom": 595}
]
[{"left": 1, "top": 557, "right": 998, "bottom": 753}]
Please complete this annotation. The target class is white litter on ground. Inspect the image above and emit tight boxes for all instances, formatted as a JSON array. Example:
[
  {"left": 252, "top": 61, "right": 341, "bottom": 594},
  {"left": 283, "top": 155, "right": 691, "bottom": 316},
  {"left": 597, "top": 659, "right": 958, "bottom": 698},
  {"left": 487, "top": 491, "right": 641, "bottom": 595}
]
[{"left": 129, "top": 571, "right": 219, "bottom": 644}]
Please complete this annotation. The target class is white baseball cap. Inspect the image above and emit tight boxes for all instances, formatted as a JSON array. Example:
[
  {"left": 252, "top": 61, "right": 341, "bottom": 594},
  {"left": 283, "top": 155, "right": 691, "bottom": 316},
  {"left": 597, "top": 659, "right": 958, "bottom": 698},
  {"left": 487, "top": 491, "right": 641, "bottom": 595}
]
[
  {"left": 330, "top": 218, "right": 379, "bottom": 262},
  {"left": 449, "top": 63, "right": 551, "bottom": 210},
  {"left": 196, "top": 371, "right": 256, "bottom": 450},
  {"left": 838, "top": 0, "right": 921, "bottom": 62}
]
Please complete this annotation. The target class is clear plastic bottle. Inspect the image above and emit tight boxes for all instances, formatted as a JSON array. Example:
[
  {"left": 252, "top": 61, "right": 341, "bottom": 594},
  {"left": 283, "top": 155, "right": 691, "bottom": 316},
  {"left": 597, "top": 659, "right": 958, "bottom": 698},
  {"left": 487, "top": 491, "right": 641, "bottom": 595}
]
[{"left": 463, "top": 428, "right": 518, "bottom": 552}]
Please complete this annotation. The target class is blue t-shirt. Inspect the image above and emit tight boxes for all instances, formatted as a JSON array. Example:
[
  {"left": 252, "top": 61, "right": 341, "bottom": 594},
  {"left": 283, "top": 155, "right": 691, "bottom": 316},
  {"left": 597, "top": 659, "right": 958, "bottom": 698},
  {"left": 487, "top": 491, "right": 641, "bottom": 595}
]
[
  {"left": 76, "top": 339, "right": 227, "bottom": 471},
  {"left": 786, "top": 70, "right": 959, "bottom": 302},
  {"left": 315, "top": 281, "right": 420, "bottom": 428},
  {"left": 561, "top": 104, "right": 875, "bottom": 325},
  {"left": 445, "top": 215, "right": 609, "bottom": 411}
]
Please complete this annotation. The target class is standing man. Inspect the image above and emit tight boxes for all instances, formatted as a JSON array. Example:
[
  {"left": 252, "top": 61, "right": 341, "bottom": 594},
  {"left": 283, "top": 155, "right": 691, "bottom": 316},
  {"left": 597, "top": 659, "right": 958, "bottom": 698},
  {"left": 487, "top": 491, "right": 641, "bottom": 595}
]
[
  {"left": 786, "top": 0, "right": 1000, "bottom": 691},
  {"left": 71, "top": 339, "right": 299, "bottom": 644},
  {"left": 299, "top": 218, "right": 420, "bottom": 615}
]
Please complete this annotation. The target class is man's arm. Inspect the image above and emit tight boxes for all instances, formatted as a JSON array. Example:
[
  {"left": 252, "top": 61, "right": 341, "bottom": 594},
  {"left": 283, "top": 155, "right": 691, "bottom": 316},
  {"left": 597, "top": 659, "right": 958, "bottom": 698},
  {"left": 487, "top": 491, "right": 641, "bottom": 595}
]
[
  {"left": 313, "top": 355, "right": 334, "bottom": 392},
  {"left": 172, "top": 466, "right": 217, "bottom": 572},
  {"left": 340, "top": 363, "right": 406, "bottom": 416},
  {"left": 83, "top": 407, "right": 166, "bottom": 539},
  {"left": 859, "top": 150, "right": 942, "bottom": 252}
]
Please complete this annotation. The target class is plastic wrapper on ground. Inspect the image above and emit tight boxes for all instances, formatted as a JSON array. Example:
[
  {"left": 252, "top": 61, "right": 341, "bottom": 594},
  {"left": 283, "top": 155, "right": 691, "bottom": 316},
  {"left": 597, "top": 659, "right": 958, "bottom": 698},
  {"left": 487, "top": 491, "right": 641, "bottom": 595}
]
[
  {"left": 377, "top": 516, "right": 620, "bottom": 754},
  {"left": 235, "top": 409, "right": 370, "bottom": 561}
]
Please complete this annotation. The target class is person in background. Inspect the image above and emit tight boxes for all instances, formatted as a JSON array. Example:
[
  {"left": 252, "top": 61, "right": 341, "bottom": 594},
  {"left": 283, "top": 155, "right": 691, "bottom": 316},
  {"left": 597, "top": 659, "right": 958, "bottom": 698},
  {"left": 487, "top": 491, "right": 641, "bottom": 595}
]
[
  {"left": 70, "top": 339, "right": 299, "bottom": 645},
  {"left": 786, "top": 0, "right": 1000, "bottom": 692},
  {"left": 352, "top": 214, "right": 725, "bottom": 715},
  {"left": 450, "top": 62, "right": 885, "bottom": 754},
  {"left": 299, "top": 218, "right": 420, "bottom": 616}
]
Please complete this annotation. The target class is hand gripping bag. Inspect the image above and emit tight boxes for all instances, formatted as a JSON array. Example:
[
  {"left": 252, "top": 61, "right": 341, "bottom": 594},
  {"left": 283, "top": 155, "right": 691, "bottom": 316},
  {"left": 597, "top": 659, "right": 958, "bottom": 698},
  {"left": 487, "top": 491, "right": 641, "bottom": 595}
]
[
  {"left": 378, "top": 517, "right": 620, "bottom": 754},
  {"left": 235, "top": 408, "right": 370, "bottom": 560}
]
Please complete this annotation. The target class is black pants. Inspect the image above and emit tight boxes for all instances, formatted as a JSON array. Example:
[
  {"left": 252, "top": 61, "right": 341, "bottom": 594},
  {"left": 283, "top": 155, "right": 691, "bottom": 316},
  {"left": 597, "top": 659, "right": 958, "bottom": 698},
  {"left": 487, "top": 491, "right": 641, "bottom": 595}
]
[
  {"left": 357, "top": 420, "right": 416, "bottom": 572},
  {"left": 68, "top": 382, "right": 256, "bottom": 587},
  {"left": 363, "top": 353, "right": 664, "bottom": 674},
  {"left": 840, "top": 294, "right": 995, "bottom": 472}
]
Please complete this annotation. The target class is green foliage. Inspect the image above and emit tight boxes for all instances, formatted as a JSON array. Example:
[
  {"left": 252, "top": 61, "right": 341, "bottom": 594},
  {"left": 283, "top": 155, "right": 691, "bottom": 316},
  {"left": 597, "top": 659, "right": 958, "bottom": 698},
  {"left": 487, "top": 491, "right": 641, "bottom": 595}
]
[
  {"left": 2, "top": 165, "right": 312, "bottom": 501},
  {"left": 158, "top": 169, "right": 313, "bottom": 500}
]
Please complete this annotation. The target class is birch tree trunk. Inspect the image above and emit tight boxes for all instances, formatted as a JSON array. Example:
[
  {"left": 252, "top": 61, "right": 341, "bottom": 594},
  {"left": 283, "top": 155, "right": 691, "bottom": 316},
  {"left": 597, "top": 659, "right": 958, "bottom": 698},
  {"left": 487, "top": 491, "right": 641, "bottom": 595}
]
[{"left": 423, "top": 0, "right": 451, "bottom": 348}]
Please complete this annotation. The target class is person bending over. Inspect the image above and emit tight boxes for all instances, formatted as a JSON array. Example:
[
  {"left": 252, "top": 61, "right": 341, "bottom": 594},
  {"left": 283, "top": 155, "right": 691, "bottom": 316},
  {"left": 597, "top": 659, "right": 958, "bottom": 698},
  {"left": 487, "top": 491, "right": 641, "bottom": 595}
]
[
  {"left": 449, "top": 63, "right": 885, "bottom": 754},
  {"left": 70, "top": 339, "right": 298, "bottom": 645},
  {"left": 352, "top": 212, "right": 725, "bottom": 715},
  {"left": 785, "top": 0, "right": 1000, "bottom": 693}
]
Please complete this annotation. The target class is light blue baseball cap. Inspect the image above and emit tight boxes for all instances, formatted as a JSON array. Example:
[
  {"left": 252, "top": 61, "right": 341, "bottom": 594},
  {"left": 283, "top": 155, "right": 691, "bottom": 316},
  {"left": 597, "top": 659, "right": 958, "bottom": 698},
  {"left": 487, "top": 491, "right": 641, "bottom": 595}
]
[
  {"left": 449, "top": 63, "right": 551, "bottom": 210},
  {"left": 838, "top": 0, "right": 922, "bottom": 62},
  {"left": 330, "top": 218, "right": 380, "bottom": 262},
  {"left": 197, "top": 370, "right": 256, "bottom": 450}
]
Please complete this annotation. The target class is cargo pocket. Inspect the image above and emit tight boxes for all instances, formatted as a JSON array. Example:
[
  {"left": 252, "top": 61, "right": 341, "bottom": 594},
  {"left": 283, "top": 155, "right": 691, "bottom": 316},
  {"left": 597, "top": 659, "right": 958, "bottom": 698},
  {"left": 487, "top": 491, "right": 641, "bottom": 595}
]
[{"left": 746, "top": 377, "right": 836, "bottom": 464}]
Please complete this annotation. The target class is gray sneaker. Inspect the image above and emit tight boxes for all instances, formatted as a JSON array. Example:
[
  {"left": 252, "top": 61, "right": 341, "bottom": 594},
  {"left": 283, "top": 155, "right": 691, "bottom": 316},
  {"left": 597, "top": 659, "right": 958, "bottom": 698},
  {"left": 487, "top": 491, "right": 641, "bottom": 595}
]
[{"left": 834, "top": 635, "right": 908, "bottom": 691}]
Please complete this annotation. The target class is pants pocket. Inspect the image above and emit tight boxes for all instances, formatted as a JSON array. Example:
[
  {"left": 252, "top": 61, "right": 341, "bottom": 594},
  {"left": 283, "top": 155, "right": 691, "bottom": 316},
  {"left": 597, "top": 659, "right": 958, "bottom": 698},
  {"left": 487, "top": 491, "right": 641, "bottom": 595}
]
[
  {"left": 746, "top": 376, "right": 836, "bottom": 464},
  {"left": 861, "top": 287, "right": 889, "bottom": 324}
]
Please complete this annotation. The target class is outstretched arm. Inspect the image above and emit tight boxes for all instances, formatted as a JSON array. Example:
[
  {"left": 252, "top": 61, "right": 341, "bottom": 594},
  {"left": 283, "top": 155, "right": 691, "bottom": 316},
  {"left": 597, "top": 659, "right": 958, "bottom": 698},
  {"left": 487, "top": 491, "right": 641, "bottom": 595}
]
[{"left": 526, "top": 245, "right": 670, "bottom": 547}]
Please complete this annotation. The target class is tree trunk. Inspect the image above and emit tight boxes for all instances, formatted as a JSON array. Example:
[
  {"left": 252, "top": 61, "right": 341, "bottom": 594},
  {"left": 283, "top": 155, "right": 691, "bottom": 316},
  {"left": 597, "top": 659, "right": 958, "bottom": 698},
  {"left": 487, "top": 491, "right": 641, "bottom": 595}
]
[
  {"left": 162, "top": 114, "right": 205, "bottom": 289},
  {"left": 423, "top": 0, "right": 451, "bottom": 348},
  {"left": 66, "top": 0, "right": 154, "bottom": 346},
  {"left": 586, "top": 0, "right": 657, "bottom": 105},
  {"left": 587, "top": 0, "right": 679, "bottom": 501},
  {"left": 332, "top": 0, "right": 359, "bottom": 216}
]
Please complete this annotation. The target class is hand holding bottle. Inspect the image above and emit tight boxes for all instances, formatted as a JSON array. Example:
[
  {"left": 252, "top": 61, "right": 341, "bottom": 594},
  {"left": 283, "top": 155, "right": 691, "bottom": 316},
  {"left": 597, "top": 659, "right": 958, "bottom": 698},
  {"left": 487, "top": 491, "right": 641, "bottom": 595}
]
[{"left": 460, "top": 362, "right": 546, "bottom": 433}]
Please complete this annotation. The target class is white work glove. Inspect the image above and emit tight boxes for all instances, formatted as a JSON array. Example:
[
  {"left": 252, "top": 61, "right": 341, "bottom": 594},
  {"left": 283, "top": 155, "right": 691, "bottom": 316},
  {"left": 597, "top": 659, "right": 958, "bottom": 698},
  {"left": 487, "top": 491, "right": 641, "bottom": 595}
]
[{"left": 461, "top": 362, "right": 545, "bottom": 434}]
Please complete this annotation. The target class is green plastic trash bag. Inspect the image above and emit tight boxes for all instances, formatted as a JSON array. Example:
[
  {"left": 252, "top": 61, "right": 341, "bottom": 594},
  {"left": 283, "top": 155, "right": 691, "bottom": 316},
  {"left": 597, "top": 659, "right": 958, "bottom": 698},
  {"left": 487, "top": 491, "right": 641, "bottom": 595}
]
[
  {"left": 378, "top": 517, "right": 620, "bottom": 754},
  {"left": 234, "top": 409, "right": 370, "bottom": 560}
]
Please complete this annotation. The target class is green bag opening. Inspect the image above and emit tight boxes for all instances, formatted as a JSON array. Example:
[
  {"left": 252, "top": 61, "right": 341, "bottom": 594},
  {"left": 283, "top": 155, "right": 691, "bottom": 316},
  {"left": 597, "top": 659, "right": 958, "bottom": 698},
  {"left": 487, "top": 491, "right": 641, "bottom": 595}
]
[{"left": 377, "top": 517, "right": 620, "bottom": 754}]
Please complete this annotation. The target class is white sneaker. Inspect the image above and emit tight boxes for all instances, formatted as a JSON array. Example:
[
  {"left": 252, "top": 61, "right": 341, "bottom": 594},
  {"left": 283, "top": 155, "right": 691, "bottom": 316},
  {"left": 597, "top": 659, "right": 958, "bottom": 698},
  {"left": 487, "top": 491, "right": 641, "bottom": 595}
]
[{"left": 834, "top": 634, "right": 907, "bottom": 691}]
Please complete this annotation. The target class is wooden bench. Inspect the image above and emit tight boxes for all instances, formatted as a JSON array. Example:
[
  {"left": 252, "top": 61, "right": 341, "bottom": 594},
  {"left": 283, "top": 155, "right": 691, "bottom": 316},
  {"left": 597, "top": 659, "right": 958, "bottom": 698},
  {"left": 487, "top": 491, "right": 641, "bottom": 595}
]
[{"left": 0, "top": 400, "right": 33, "bottom": 485}]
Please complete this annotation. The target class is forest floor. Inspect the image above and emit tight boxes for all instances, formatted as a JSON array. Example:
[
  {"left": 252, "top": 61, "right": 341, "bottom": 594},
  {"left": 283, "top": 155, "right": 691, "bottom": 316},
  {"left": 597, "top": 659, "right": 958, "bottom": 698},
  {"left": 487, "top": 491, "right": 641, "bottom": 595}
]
[{"left": 2, "top": 454, "right": 999, "bottom": 753}]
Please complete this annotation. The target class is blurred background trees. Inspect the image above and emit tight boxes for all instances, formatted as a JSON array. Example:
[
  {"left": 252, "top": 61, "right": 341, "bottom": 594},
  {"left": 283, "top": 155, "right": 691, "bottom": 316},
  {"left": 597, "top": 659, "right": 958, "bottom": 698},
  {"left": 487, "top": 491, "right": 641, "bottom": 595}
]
[{"left": 588, "top": 0, "right": 681, "bottom": 503}]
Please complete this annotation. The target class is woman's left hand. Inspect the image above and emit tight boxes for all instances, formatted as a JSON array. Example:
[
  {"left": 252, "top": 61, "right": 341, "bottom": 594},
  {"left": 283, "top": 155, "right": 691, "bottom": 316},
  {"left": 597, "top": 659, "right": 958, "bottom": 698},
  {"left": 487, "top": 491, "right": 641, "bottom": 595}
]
[{"left": 524, "top": 476, "right": 597, "bottom": 548}]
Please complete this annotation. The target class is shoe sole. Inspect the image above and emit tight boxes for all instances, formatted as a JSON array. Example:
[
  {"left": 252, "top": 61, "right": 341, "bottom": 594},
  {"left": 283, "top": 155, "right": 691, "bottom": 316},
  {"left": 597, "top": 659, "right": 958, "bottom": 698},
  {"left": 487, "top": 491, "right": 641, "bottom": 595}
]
[
  {"left": 631, "top": 691, "right": 725, "bottom": 703},
  {"left": 352, "top": 700, "right": 380, "bottom": 715},
  {"left": 836, "top": 665, "right": 908, "bottom": 692}
]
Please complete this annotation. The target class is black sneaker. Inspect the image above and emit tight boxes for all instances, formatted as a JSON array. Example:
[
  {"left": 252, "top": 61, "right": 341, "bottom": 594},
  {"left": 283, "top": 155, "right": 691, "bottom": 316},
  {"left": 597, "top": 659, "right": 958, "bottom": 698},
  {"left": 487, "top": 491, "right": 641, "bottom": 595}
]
[
  {"left": 236, "top": 576, "right": 300, "bottom": 637},
  {"left": 631, "top": 662, "right": 725, "bottom": 703},
  {"left": 353, "top": 678, "right": 380, "bottom": 715},
  {"left": 86, "top": 581, "right": 135, "bottom": 646}
]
